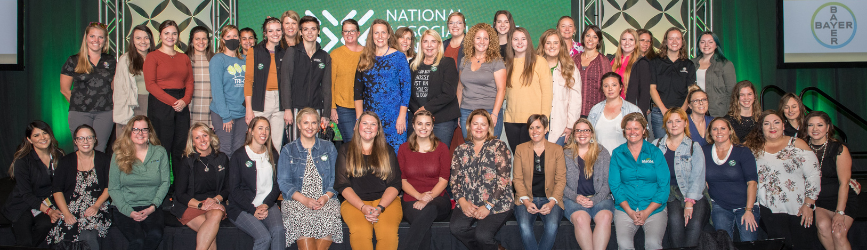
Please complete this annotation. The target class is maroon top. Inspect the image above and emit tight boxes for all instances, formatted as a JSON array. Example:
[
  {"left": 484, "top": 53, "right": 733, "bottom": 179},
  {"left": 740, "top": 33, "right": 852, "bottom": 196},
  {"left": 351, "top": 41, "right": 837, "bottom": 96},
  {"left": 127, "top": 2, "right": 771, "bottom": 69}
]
[
  {"left": 573, "top": 52, "right": 612, "bottom": 116},
  {"left": 398, "top": 141, "right": 451, "bottom": 202}
]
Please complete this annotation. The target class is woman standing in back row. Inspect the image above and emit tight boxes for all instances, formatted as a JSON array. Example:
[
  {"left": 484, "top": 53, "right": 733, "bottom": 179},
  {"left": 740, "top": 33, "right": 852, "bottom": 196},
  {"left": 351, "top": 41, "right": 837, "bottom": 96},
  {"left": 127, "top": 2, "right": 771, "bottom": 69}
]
[
  {"left": 245, "top": 17, "right": 291, "bottom": 148},
  {"left": 186, "top": 26, "right": 215, "bottom": 127},
  {"left": 330, "top": 19, "right": 364, "bottom": 142},
  {"left": 114, "top": 25, "right": 155, "bottom": 135},
  {"left": 574, "top": 25, "right": 611, "bottom": 117},
  {"left": 691, "top": 31, "right": 736, "bottom": 117},
  {"left": 457, "top": 23, "right": 507, "bottom": 139},
  {"left": 538, "top": 29, "right": 581, "bottom": 146},
  {"left": 209, "top": 25, "right": 248, "bottom": 155},
  {"left": 503, "top": 28, "right": 552, "bottom": 153}
]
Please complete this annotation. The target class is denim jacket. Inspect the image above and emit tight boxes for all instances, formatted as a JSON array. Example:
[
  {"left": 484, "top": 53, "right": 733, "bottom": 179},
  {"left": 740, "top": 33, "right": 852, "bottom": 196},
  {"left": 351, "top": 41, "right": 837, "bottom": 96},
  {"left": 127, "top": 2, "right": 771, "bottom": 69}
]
[
  {"left": 587, "top": 98, "right": 643, "bottom": 126},
  {"left": 651, "top": 135, "right": 706, "bottom": 201},
  {"left": 277, "top": 138, "right": 338, "bottom": 199}
]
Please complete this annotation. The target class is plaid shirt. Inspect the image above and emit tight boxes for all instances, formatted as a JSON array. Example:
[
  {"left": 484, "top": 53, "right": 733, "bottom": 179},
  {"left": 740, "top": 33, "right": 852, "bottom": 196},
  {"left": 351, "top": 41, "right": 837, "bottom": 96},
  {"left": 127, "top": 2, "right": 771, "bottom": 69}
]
[{"left": 190, "top": 54, "right": 212, "bottom": 127}]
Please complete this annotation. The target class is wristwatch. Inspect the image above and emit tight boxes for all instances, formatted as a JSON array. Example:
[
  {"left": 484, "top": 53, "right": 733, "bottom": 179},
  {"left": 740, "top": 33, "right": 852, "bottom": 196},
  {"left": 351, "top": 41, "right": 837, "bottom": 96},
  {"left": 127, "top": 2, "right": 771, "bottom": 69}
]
[
  {"left": 197, "top": 202, "right": 203, "bottom": 209},
  {"left": 377, "top": 205, "right": 386, "bottom": 213},
  {"left": 835, "top": 210, "right": 846, "bottom": 215},
  {"left": 485, "top": 203, "right": 493, "bottom": 210},
  {"left": 806, "top": 203, "right": 816, "bottom": 210}
]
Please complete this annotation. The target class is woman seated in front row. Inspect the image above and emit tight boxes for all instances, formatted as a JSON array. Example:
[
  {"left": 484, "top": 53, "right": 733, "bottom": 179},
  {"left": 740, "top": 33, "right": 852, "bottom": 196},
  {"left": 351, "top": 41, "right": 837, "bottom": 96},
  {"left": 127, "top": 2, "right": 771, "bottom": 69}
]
[
  {"left": 563, "top": 118, "right": 613, "bottom": 250},
  {"left": 171, "top": 123, "right": 229, "bottom": 250}
]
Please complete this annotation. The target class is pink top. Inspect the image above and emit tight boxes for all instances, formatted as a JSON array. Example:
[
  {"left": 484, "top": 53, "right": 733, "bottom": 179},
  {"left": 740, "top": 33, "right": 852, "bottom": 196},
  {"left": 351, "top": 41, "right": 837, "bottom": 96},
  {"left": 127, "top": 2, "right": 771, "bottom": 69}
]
[
  {"left": 569, "top": 40, "right": 584, "bottom": 57},
  {"left": 610, "top": 55, "right": 631, "bottom": 99}
]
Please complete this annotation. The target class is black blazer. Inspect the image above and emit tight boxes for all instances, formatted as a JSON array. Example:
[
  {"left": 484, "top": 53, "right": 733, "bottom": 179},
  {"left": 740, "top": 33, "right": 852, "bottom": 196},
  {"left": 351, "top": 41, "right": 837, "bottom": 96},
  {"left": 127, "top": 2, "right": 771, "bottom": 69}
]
[
  {"left": 52, "top": 151, "right": 110, "bottom": 206},
  {"left": 409, "top": 57, "right": 460, "bottom": 123},
  {"left": 226, "top": 146, "right": 280, "bottom": 221},
  {"left": 2, "top": 150, "right": 63, "bottom": 222},
  {"left": 171, "top": 150, "right": 230, "bottom": 218},
  {"left": 606, "top": 55, "right": 653, "bottom": 114}
]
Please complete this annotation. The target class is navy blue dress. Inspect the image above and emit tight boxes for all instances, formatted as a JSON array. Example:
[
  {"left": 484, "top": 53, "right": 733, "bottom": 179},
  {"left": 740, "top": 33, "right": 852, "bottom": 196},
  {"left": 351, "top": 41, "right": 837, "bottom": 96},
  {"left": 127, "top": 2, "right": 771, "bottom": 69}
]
[{"left": 354, "top": 51, "right": 412, "bottom": 152}]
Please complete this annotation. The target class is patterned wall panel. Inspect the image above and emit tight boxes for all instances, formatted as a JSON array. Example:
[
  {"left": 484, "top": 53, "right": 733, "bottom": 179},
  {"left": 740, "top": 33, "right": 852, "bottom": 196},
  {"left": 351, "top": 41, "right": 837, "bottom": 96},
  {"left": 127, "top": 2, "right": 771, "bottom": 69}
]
[{"left": 126, "top": 0, "right": 213, "bottom": 51}]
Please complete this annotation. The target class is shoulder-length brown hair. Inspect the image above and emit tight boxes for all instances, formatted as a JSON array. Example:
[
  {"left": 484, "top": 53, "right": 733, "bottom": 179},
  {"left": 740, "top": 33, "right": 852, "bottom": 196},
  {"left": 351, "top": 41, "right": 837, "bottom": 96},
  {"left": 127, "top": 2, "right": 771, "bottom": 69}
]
[
  {"left": 357, "top": 19, "right": 398, "bottom": 72},
  {"left": 280, "top": 10, "right": 302, "bottom": 48},
  {"left": 345, "top": 111, "right": 393, "bottom": 180},
  {"left": 564, "top": 118, "right": 600, "bottom": 178},
  {"left": 778, "top": 93, "right": 806, "bottom": 129},
  {"left": 183, "top": 122, "right": 220, "bottom": 157},
  {"left": 798, "top": 111, "right": 838, "bottom": 143},
  {"left": 506, "top": 27, "right": 536, "bottom": 88},
  {"left": 464, "top": 109, "right": 498, "bottom": 142},
  {"left": 705, "top": 117, "right": 740, "bottom": 145},
  {"left": 727, "top": 80, "right": 762, "bottom": 123},
  {"left": 75, "top": 23, "right": 110, "bottom": 74},
  {"left": 126, "top": 25, "right": 155, "bottom": 75},
  {"left": 658, "top": 27, "right": 688, "bottom": 61},
  {"left": 580, "top": 25, "right": 604, "bottom": 54},
  {"left": 114, "top": 115, "right": 161, "bottom": 174},
  {"left": 636, "top": 29, "right": 658, "bottom": 60},
  {"left": 612, "top": 29, "right": 641, "bottom": 88},
  {"left": 407, "top": 110, "right": 440, "bottom": 152},
  {"left": 743, "top": 110, "right": 784, "bottom": 157},
  {"left": 8, "top": 121, "right": 63, "bottom": 178},
  {"left": 395, "top": 27, "right": 417, "bottom": 58},
  {"left": 462, "top": 23, "right": 501, "bottom": 67}
]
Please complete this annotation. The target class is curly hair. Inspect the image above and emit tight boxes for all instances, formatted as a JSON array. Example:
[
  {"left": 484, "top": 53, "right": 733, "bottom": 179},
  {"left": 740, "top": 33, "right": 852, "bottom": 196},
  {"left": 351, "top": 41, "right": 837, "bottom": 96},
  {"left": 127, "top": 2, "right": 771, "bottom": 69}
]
[
  {"left": 462, "top": 23, "right": 501, "bottom": 67},
  {"left": 743, "top": 110, "right": 784, "bottom": 157},
  {"left": 114, "top": 115, "right": 161, "bottom": 174},
  {"left": 536, "top": 29, "right": 576, "bottom": 89},
  {"left": 659, "top": 27, "right": 688, "bottom": 61}
]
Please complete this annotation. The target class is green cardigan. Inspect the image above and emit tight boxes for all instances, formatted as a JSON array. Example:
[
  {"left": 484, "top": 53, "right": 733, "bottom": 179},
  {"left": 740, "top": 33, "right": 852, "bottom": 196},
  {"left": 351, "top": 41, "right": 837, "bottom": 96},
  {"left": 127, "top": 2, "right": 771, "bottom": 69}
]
[{"left": 108, "top": 144, "right": 171, "bottom": 216}]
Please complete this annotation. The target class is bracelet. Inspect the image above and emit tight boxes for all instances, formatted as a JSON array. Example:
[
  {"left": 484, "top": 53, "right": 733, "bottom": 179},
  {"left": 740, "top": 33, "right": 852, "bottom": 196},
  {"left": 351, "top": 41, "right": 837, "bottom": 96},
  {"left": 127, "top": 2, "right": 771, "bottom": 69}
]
[
  {"left": 685, "top": 207, "right": 694, "bottom": 210},
  {"left": 360, "top": 204, "right": 367, "bottom": 210}
]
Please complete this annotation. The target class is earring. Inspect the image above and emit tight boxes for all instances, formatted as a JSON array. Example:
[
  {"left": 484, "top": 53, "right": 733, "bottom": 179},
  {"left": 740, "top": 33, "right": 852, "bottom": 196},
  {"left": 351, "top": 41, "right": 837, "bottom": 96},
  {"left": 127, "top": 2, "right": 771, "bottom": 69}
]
[{"left": 589, "top": 139, "right": 595, "bottom": 143}]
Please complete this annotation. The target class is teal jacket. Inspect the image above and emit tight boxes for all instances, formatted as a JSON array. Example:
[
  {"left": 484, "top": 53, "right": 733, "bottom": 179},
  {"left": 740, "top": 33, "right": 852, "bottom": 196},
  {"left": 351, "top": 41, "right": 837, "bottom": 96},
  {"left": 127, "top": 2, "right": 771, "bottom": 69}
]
[
  {"left": 108, "top": 144, "right": 171, "bottom": 217},
  {"left": 609, "top": 140, "right": 670, "bottom": 216}
]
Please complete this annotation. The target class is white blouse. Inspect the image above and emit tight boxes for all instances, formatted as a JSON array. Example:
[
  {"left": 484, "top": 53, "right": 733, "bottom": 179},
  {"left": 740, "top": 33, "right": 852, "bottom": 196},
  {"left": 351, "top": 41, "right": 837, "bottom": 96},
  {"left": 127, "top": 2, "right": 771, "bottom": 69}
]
[
  {"left": 595, "top": 112, "right": 625, "bottom": 155},
  {"left": 246, "top": 145, "right": 274, "bottom": 207},
  {"left": 756, "top": 139, "right": 820, "bottom": 215}
]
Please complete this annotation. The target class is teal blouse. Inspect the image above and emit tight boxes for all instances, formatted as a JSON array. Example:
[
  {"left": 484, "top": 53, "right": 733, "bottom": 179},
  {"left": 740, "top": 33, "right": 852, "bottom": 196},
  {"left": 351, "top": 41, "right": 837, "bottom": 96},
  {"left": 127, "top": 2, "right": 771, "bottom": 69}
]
[{"left": 609, "top": 140, "right": 670, "bottom": 216}]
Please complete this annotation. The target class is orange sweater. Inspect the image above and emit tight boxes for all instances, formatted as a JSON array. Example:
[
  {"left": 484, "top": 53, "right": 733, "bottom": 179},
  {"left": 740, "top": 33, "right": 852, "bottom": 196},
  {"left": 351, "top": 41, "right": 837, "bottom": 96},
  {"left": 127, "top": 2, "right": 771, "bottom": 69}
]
[{"left": 504, "top": 55, "right": 553, "bottom": 123}]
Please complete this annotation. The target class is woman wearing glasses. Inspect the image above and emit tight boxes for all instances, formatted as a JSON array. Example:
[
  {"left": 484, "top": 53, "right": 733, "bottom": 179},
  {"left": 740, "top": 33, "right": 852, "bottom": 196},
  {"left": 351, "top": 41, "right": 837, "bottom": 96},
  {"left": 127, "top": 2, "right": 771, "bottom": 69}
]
[
  {"left": 109, "top": 115, "right": 171, "bottom": 250},
  {"left": 48, "top": 125, "right": 112, "bottom": 249},
  {"left": 330, "top": 19, "right": 364, "bottom": 142},
  {"left": 686, "top": 86, "right": 713, "bottom": 147}
]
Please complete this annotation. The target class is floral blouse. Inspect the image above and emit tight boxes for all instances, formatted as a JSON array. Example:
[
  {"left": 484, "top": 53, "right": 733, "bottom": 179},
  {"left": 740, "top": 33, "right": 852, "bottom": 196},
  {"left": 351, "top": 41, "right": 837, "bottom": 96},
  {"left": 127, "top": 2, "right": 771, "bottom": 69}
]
[
  {"left": 756, "top": 138, "right": 820, "bottom": 215},
  {"left": 450, "top": 139, "right": 514, "bottom": 214}
]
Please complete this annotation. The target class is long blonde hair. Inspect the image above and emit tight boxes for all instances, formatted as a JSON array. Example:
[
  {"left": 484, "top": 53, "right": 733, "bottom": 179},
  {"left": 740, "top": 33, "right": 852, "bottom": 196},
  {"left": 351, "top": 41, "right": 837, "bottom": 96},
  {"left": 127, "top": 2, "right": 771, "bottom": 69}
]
[
  {"left": 113, "top": 116, "right": 161, "bottom": 174},
  {"left": 344, "top": 111, "right": 393, "bottom": 180},
  {"left": 564, "top": 118, "right": 600, "bottom": 178},
  {"left": 536, "top": 29, "right": 576, "bottom": 88},
  {"left": 505, "top": 27, "right": 536, "bottom": 88},
  {"left": 462, "top": 23, "right": 501, "bottom": 67},
  {"left": 409, "top": 30, "right": 444, "bottom": 71},
  {"left": 407, "top": 110, "right": 440, "bottom": 152},
  {"left": 357, "top": 19, "right": 398, "bottom": 72},
  {"left": 245, "top": 117, "right": 276, "bottom": 167},
  {"left": 611, "top": 29, "right": 641, "bottom": 90},
  {"left": 183, "top": 122, "right": 220, "bottom": 157},
  {"left": 75, "top": 23, "right": 110, "bottom": 74}
]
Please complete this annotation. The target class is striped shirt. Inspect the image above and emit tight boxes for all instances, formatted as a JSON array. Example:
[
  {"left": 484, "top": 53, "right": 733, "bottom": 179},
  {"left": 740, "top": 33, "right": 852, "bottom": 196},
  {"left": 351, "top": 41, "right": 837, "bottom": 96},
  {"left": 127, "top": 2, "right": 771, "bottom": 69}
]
[{"left": 190, "top": 54, "right": 212, "bottom": 127}]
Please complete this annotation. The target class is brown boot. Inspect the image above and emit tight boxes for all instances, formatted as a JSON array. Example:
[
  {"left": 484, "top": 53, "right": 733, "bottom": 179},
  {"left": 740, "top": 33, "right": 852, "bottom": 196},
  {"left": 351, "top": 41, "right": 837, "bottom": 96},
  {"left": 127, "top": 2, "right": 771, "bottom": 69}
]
[
  {"left": 315, "top": 239, "right": 333, "bottom": 250},
  {"left": 296, "top": 238, "right": 315, "bottom": 250}
]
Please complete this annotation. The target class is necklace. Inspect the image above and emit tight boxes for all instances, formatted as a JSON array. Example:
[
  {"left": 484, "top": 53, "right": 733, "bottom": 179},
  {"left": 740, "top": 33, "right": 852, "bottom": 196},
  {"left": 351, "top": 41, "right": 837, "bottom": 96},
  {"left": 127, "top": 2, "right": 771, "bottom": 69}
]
[
  {"left": 474, "top": 55, "right": 485, "bottom": 63},
  {"left": 810, "top": 140, "right": 828, "bottom": 167}
]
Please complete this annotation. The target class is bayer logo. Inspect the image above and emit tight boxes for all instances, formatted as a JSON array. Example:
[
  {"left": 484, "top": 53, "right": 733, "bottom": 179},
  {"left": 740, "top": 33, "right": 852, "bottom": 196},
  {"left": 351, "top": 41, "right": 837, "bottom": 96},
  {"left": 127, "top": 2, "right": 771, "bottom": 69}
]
[
  {"left": 305, "top": 10, "right": 375, "bottom": 51},
  {"left": 811, "top": 2, "right": 857, "bottom": 49}
]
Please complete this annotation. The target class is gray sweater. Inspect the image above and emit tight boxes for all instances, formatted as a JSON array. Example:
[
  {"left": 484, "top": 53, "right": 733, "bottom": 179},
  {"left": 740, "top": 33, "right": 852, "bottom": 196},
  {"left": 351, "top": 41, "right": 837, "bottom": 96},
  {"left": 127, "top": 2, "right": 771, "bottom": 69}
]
[
  {"left": 563, "top": 146, "right": 612, "bottom": 206},
  {"left": 691, "top": 57, "right": 737, "bottom": 117}
]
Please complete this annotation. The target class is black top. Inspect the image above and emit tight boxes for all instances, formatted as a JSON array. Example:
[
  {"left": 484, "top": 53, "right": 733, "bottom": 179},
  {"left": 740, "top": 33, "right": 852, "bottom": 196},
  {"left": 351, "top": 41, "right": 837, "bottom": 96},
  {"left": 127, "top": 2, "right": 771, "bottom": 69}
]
[
  {"left": 650, "top": 56, "right": 696, "bottom": 109},
  {"left": 52, "top": 151, "right": 110, "bottom": 206},
  {"left": 499, "top": 44, "right": 508, "bottom": 60},
  {"left": 2, "top": 149, "right": 63, "bottom": 222},
  {"left": 664, "top": 148, "right": 676, "bottom": 185},
  {"left": 574, "top": 156, "right": 595, "bottom": 196},
  {"left": 290, "top": 43, "right": 332, "bottom": 110},
  {"left": 172, "top": 149, "right": 230, "bottom": 218},
  {"left": 532, "top": 152, "right": 546, "bottom": 198},
  {"left": 723, "top": 115, "right": 756, "bottom": 142},
  {"left": 606, "top": 55, "right": 653, "bottom": 114},
  {"left": 409, "top": 57, "right": 460, "bottom": 123},
  {"left": 783, "top": 123, "right": 798, "bottom": 137},
  {"left": 335, "top": 144, "right": 402, "bottom": 201},
  {"left": 815, "top": 141, "right": 846, "bottom": 200},
  {"left": 226, "top": 146, "right": 281, "bottom": 221},
  {"left": 61, "top": 53, "right": 117, "bottom": 112}
]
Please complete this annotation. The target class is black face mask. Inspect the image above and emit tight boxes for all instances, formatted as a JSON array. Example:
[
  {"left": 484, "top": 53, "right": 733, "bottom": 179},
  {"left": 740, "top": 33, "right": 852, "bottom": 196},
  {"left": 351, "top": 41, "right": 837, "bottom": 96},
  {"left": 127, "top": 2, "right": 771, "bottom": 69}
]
[{"left": 224, "top": 39, "right": 240, "bottom": 51}]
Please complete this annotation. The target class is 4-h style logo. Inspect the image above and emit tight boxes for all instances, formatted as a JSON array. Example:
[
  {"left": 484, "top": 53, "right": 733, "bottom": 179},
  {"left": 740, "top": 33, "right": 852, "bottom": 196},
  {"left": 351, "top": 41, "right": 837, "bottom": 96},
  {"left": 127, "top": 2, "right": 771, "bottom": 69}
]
[
  {"left": 812, "top": 2, "right": 857, "bottom": 49},
  {"left": 304, "top": 9, "right": 375, "bottom": 51},
  {"left": 227, "top": 63, "right": 245, "bottom": 87}
]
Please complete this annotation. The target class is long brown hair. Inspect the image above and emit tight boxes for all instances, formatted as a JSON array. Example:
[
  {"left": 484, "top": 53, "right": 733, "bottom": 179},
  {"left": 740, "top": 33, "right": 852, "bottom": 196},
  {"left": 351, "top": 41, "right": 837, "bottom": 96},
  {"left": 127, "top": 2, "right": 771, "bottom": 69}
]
[
  {"left": 727, "top": 80, "right": 762, "bottom": 123},
  {"left": 778, "top": 93, "right": 806, "bottom": 129},
  {"left": 407, "top": 110, "right": 440, "bottom": 152},
  {"left": 636, "top": 29, "right": 658, "bottom": 60},
  {"left": 705, "top": 117, "right": 740, "bottom": 145},
  {"left": 127, "top": 25, "right": 154, "bottom": 75},
  {"left": 658, "top": 27, "right": 688, "bottom": 61},
  {"left": 184, "top": 26, "right": 215, "bottom": 60},
  {"left": 492, "top": 10, "right": 516, "bottom": 36},
  {"left": 798, "top": 111, "right": 838, "bottom": 143},
  {"left": 611, "top": 29, "right": 641, "bottom": 89},
  {"left": 113, "top": 116, "right": 161, "bottom": 174},
  {"left": 183, "top": 122, "right": 220, "bottom": 157},
  {"left": 345, "top": 111, "right": 393, "bottom": 180},
  {"left": 506, "top": 27, "right": 536, "bottom": 88},
  {"left": 8, "top": 121, "right": 63, "bottom": 178},
  {"left": 245, "top": 116, "right": 276, "bottom": 167},
  {"left": 357, "top": 19, "right": 398, "bottom": 72},
  {"left": 462, "top": 23, "right": 501, "bottom": 67},
  {"left": 536, "top": 29, "right": 576, "bottom": 88},
  {"left": 743, "top": 110, "right": 783, "bottom": 157},
  {"left": 75, "top": 23, "right": 110, "bottom": 74},
  {"left": 395, "top": 27, "right": 417, "bottom": 58},
  {"left": 563, "top": 118, "right": 600, "bottom": 178}
]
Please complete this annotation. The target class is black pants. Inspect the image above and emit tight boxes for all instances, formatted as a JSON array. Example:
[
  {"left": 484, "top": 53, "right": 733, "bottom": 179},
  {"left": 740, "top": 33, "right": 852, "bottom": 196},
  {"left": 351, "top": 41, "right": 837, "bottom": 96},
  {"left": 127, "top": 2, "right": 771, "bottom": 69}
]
[
  {"left": 449, "top": 207, "right": 512, "bottom": 250},
  {"left": 148, "top": 89, "right": 190, "bottom": 170},
  {"left": 11, "top": 211, "right": 52, "bottom": 247},
  {"left": 760, "top": 206, "right": 817, "bottom": 250},
  {"left": 665, "top": 199, "right": 710, "bottom": 248},
  {"left": 113, "top": 206, "right": 165, "bottom": 250},
  {"left": 398, "top": 196, "right": 452, "bottom": 250},
  {"left": 504, "top": 122, "right": 531, "bottom": 153}
]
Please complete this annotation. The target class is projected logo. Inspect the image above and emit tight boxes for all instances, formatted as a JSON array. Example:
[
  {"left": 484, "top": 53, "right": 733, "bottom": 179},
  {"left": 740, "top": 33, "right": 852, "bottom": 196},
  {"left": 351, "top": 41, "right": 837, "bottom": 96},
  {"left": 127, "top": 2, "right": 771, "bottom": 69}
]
[
  {"left": 305, "top": 10, "right": 375, "bottom": 51},
  {"left": 811, "top": 2, "right": 857, "bottom": 49}
]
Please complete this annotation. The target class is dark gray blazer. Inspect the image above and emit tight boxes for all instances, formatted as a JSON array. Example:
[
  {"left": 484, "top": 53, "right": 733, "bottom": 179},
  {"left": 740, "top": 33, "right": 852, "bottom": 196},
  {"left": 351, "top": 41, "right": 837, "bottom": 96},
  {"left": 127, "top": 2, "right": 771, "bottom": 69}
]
[
  {"left": 691, "top": 57, "right": 736, "bottom": 117},
  {"left": 563, "top": 146, "right": 612, "bottom": 206}
]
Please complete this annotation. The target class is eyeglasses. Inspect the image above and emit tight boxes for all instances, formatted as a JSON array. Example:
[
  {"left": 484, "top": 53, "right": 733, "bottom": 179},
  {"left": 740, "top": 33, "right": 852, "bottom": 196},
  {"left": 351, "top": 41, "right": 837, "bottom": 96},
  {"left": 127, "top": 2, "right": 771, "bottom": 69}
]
[
  {"left": 574, "top": 129, "right": 592, "bottom": 134},
  {"left": 131, "top": 128, "right": 150, "bottom": 134},
  {"left": 89, "top": 22, "right": 107, "bottom": 29},
  {"left": 74, "top": 136, "right": 95, "bottom": 143},
  {"left": 690, "top": 98, "right": 708, "bottom": 104},
  {"left": 342, "top": 30, "right": 358, "bottom": 34},
  {"left": 448, "top": 22, "right": 464, "bottom": 26}
]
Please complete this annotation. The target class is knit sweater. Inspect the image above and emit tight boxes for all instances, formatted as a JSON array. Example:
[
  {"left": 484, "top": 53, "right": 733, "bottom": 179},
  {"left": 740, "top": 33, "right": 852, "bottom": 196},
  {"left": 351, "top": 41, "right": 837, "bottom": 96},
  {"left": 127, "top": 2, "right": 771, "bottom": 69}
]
[
  {"left": 143, "top": 50, "right": 194, "bottom": 105},
  {"left": 504, "top": 55, "right": 553, "bottom": 123},
  {"left": 330, "top": 46, "right": 362, "bottom": 109}
]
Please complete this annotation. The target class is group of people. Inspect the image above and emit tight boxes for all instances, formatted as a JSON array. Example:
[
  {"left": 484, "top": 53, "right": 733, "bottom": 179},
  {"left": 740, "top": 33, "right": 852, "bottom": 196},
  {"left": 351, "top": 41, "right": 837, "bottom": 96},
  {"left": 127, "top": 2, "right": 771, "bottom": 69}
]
[{"left": 0, "top": 8, "right": 858, "bottom": 250}]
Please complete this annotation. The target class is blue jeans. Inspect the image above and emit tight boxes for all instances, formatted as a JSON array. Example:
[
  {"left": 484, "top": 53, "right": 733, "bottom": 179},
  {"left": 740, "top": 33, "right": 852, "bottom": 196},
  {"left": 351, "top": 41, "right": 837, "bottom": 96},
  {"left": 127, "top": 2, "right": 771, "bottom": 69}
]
[
  {"left": 650, "top": 107, "right": 665, "bottom": 141},
  {"left": 554, "top": 136, "right": 566, "bottom": 146},
  {"left": 564, "top": 198, "right": 614, "bottom": 221},
  {"left": 711, "top": 202, "right": 760, "bottom": 242},
  {"left": 460, "top": 108, "right": 503, "bottom": 139},
  {"left": 336, "top": 106, "right": 356, "bottom": 142},
  {"left": 230, "top": 206, "right": 285, "bottom": 250},
  {"left": 432, "top": 118, "right": 458, "bottom": 148},
  {"left": 515, "top": 197, "right": 563, "bottom": 250}
]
